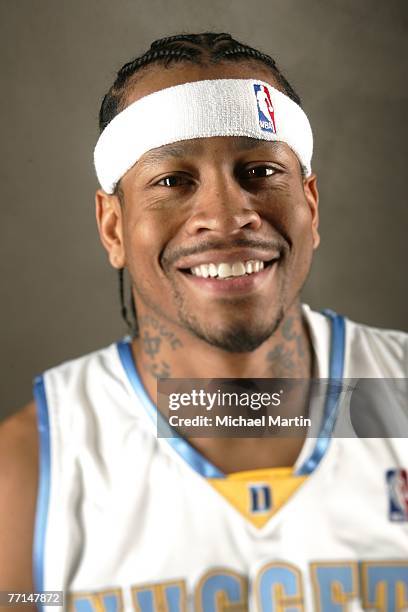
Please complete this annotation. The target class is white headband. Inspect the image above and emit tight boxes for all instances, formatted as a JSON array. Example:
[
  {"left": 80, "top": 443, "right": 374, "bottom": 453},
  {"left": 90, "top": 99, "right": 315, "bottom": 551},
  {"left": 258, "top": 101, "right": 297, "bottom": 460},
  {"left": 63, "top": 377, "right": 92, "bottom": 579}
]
[{"left": 94, "top": 78, "right": 313, "bottom": 194}]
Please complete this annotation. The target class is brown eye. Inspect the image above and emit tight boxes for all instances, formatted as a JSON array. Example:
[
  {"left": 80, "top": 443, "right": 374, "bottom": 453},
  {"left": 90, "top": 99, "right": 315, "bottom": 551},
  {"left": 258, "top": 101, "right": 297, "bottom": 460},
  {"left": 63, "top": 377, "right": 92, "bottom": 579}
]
[
  {"left": 156, "top": 174, "right": 190, "bottom": 187},
  {"left": 245, "top": 166, "right": 276, "bottom": 179}
]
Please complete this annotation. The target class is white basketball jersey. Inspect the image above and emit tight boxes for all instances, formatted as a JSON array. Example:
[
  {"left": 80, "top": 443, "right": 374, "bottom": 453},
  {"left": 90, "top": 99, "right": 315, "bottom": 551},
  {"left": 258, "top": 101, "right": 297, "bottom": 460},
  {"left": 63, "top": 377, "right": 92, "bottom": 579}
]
[{"left": 33, "top": 306, "right": 408, "bottom": 612}]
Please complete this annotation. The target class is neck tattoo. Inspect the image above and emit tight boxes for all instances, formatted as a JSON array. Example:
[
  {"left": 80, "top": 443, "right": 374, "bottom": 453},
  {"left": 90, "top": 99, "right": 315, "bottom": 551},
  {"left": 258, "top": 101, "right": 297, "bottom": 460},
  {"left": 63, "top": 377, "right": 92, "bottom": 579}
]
[
  {"left": 138, "top": 314, "right": 183, "bottom": 379},
  {"left": 266, "top": 313, "right": 311, "bottom": 378}
]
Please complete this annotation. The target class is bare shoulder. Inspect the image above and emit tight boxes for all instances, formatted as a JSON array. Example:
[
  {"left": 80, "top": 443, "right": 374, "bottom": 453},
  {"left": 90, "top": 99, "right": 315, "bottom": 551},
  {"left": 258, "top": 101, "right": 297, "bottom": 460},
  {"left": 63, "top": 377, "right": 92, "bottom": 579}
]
[
  {"left": 0, "top": 401, "right": 38, "bottom": 451},
  {"left": 0, "top": 402, "right": 38, "bottom": 591}
]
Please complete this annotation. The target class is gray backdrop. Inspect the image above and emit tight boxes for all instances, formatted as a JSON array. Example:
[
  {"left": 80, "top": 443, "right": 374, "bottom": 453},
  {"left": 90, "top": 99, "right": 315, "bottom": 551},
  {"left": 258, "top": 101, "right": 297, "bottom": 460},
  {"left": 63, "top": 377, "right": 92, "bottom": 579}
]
[{"left": 1, "top": 0, "right": 407, "bottom": 419}]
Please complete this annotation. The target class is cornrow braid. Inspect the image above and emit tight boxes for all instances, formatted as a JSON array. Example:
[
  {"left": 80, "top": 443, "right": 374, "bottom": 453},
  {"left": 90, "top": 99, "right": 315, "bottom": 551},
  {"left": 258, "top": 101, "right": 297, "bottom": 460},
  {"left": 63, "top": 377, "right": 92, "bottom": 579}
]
[
  {"left": 130, "top": 291, "right": 137, "bottom": 335},
  {"left": 150, "top": 33, "right": 206, "bottom": 48},
  {"left": 118, "top": 268, "right": 132, "bottom": 331},
  {"left": 117, "top": 48, "right": 201, "bottom": 83},
  {"left": 220, "top": 47, "right": 275, "bottom": 62},
  {"left": 99, "top": 32, "right": 302, "bottom": 334}
]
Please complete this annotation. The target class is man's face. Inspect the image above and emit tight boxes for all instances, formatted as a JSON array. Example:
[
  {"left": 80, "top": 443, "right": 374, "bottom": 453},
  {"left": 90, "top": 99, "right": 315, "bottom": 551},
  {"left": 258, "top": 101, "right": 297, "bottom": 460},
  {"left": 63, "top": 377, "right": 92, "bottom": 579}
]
[{"left": 98, "top": 62, "right": 319, "bottom": 352}]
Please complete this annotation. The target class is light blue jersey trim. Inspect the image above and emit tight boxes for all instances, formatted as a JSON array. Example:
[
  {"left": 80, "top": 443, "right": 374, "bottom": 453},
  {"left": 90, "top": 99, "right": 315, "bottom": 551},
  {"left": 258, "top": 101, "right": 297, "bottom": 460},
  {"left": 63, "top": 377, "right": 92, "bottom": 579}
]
[
  {"left": 117, "top": 340, "right": 224, "bottom": 479},
  {"left": 322, "top": 309, "right": 346, "bottom": 380},
  {"left": 33, "top": 375, "right": 51, "bottom": 603},
  {"left": 296, "top": 310, "right": 346, "bottom": 475}
]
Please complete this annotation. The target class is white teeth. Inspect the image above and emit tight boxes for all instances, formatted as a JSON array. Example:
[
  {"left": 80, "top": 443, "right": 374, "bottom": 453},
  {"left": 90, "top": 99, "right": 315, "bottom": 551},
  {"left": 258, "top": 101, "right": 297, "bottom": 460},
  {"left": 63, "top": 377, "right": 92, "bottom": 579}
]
[
  {"left": 232, "top": 262, "right": 246, "bottom": 276},
  {"left": 218, "top": 263, "right": 232, "bottom": 279},
  {"left": 200, "top": 264, "right": 209, "bottom": 278},
  {"left": 208, "top": 263, "right": 218, "bottom": 277},
  {"left": 190, "top": 259, "right": 268, "bottom": 278}
]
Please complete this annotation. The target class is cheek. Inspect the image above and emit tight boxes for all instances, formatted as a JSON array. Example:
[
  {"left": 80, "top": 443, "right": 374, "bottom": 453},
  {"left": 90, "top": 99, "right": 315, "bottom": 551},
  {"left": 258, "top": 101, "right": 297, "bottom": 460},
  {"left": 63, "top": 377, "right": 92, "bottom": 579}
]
[
  {"left": 291, "top": 204, "right": 315, "bottom": 245},
  {"left": 262, "top": 189, "right": 315, "bottom": 282},
  {"left": 288, "top": 205, "right": 315, "bottom": 282},
  {"left": 261, "top": 187, "right": 314, "bottom": 245},
  {"left": 123, "top": 214, "right": 163, "bottom": 276},
  {"left": 122, "top": 208, "right": 181, "bottom": 288}
]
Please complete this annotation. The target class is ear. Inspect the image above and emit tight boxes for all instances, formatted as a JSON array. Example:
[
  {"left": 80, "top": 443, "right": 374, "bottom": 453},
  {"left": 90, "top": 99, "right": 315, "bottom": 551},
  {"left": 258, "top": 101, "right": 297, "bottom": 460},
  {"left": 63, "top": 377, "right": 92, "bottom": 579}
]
[
  {"left": 95, "top": 189, "right": 126, "bottom": 268},
  {"left": 303, "top": 173, "right": 320, "bottom": 249}
]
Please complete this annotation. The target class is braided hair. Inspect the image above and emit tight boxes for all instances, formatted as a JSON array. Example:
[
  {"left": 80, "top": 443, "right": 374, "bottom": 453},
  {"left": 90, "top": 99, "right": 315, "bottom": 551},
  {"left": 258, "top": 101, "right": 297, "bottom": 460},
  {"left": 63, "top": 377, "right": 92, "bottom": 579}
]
[{"left": 98, "top": 32, "right": 301, "bottom": 335}]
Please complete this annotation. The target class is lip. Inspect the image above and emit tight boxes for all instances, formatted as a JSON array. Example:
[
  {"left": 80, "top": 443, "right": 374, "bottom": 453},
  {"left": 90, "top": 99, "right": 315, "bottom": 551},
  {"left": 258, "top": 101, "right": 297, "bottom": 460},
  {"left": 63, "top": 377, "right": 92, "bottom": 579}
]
[
  {"left": 178, "top": 260, "right": 279, "bottom": 295},
  {"left": 175, "top": 248, "right": 281, "bottom": 271}
]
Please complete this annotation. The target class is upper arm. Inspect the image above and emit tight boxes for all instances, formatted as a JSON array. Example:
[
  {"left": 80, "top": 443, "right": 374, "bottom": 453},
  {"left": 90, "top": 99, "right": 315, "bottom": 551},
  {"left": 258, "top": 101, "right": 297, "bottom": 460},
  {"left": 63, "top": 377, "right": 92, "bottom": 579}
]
[{"left": 0, "top": 402, "right": 39, "bottom": 592}]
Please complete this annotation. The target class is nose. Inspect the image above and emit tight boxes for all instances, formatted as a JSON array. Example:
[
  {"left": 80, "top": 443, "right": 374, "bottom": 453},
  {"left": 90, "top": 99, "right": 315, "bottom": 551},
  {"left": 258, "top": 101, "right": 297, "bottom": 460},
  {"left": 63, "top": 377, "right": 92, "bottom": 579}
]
[{"left": 184, "top": 170, "right": 262, "bottom": 237}]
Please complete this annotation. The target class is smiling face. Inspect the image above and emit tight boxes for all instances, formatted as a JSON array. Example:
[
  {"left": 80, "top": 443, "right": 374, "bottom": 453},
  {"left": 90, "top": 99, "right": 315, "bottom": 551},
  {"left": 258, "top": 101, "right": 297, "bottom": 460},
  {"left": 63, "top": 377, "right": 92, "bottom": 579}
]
[{"left": 96, "top": 61, "right": 320, "bottom": 353}]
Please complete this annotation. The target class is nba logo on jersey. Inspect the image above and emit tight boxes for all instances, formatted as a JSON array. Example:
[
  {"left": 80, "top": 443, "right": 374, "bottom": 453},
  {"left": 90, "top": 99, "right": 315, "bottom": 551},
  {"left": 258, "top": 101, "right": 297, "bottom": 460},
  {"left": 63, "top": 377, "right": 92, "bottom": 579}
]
[
  {"left": 386, "top": 469, "right": 408, "bottom": 521},
  {"left": 249, "top": 484, "right": 272, "bottom": 513},
  {"left": 253, "top": 84, "right": 277, "bottom": 133}
]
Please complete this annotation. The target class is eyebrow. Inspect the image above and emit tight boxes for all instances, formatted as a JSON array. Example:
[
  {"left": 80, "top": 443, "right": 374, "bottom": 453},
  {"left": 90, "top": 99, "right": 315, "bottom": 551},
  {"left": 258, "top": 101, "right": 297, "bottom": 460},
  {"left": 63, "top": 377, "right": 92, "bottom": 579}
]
[
  {"left": 138, "top": 141, "right": 201, "bottom": 166},
  {"left": 137, "top": 138, "right": 286, "bottom": 167}
]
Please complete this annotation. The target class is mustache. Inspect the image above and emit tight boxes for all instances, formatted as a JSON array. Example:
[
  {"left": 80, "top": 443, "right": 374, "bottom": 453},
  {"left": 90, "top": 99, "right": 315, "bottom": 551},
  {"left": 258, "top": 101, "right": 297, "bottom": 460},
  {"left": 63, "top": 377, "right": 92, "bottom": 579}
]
[{"left": 161, "top": 236, "right": 289, "bottom": 269}]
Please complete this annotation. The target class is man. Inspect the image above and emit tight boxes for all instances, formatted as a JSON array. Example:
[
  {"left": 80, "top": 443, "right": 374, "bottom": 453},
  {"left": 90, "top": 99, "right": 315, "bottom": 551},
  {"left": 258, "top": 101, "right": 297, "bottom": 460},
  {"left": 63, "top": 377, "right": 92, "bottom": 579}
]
[{"left": 1, "top": 32, "right": 407, "bottom": 611}]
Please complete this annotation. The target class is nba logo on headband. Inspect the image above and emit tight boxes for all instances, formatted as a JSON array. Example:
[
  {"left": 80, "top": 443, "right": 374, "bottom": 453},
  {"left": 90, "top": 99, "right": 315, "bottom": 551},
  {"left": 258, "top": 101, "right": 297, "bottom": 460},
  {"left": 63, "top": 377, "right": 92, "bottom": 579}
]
[{"left": 253, "top": 84, "right": 277, "bottom": 134}]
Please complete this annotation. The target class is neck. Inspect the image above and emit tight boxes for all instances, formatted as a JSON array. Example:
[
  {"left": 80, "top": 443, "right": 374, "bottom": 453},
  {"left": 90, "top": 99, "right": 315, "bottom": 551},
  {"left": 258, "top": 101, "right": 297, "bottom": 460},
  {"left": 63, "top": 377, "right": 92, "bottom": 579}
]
[{"left": 132, "top": 300, "right": 313, "bottom": 400}]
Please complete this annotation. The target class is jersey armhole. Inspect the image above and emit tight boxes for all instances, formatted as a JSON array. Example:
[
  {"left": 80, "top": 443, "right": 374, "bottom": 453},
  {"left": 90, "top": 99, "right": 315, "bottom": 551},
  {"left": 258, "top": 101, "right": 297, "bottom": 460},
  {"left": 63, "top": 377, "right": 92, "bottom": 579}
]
[{"left": 32, "top": 374, "right": 51, "bottom": 599}]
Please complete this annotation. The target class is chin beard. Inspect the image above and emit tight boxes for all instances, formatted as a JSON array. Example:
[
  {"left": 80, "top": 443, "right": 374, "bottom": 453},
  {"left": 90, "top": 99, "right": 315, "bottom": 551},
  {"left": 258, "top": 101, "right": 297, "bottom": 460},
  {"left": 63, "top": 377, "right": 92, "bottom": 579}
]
[
  {"left": 180, "top": 309, "right": 285, "bottom": 353},
  {"left": 134, "top": 276, "right": 286, "bottom": 352}
]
